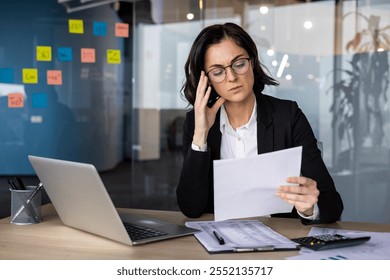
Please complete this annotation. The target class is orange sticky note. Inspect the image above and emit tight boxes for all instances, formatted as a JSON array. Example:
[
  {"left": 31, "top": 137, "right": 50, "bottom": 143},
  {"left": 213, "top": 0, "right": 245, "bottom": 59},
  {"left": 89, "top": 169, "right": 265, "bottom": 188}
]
[
  {"left": 36, "top": 46, "right": 52, "bottom": 61},
  {"left": 69, "top": 19, "right": 84, "bottom": 34},
  {"left": 22, "top": 68, "right": 38, "bottom": 84},
  {"left": 107, "top": 49, "right": 121, "bottom": 64},
  {"left": 115, "top": 23, "right": 129, "bottom": 38},
  {"left": 81, "top": 48, "right": 95, "bottom": 63},
  {"left": 8, "top": 93, "right": 24, "bottom": 108},
  {"left": 47, "top": 70, "right": 62, "bottom": 85}
]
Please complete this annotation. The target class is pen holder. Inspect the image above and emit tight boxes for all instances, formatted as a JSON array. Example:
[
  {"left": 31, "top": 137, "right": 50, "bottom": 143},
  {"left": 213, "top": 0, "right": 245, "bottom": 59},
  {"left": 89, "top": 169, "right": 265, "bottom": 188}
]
[{"left": 10, "top": 186, "right": 42, "bottom": 225}]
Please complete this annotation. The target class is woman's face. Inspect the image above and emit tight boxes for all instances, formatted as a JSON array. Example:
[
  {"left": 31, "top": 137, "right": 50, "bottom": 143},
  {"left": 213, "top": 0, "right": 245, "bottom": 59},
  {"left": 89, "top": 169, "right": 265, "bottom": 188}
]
[{"left": 204, "top": 38, "right": 254, "bottom": 104}]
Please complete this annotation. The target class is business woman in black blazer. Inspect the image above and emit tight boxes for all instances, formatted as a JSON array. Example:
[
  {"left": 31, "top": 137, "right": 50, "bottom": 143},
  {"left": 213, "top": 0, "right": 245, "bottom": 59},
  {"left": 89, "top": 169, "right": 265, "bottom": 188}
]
[{"left": 176, "top": 22, "right": 343, "bottom": 225}]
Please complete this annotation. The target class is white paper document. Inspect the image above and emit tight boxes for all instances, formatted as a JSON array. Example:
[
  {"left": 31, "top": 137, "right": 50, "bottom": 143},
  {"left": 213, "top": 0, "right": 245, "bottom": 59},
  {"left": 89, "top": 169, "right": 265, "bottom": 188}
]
[
  {"left": 213, "top": 146, "right": 302, "bottom": 221},
  {"left": 185, "top": 220, "right": 298, "bottom": 253}
]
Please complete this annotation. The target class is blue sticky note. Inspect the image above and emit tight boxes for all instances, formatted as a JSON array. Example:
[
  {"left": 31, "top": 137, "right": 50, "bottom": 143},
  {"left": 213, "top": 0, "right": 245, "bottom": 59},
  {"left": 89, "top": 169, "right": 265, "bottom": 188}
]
[
  {"left": 32, "top": 93, "right": 48, "bottom": 108},
  {"left": 93, "top": 21, "right": 107, "bottom": 36},
  {"left": 58, "top": 47, "right": 73, "bottom": 61},
  {"left": 0, "top": 68, "right": 14, "bottom": 83}
]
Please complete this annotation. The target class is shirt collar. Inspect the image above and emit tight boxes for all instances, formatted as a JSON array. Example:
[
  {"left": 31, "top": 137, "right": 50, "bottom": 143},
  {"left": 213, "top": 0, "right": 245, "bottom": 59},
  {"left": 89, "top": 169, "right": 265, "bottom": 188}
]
[{"left": 220, "top": 98, "right": 257, "bottom": 134}]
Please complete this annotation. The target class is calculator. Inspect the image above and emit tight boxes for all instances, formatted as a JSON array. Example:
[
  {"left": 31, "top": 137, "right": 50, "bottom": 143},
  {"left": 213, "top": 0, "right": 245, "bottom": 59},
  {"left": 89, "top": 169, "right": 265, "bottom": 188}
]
[{"left": 291, "top": 234, "right": 371, "bottom": 251}]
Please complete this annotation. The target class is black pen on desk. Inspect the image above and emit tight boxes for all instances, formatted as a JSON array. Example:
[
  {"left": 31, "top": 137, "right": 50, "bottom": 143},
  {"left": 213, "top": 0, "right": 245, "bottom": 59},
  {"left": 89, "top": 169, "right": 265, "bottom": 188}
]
[{"left": 213, "top": 230, "right": 225, "bottom": 245}]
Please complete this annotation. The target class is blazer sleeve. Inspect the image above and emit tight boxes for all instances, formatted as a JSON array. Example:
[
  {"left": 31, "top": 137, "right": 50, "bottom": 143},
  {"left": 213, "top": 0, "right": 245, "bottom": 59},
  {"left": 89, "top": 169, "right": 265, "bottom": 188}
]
[
  {"left": 289, "top": 101, "right": 344, "bottom": 224},
  {"left": 176, "top": 110, "right": 213, "bottom": 218}
]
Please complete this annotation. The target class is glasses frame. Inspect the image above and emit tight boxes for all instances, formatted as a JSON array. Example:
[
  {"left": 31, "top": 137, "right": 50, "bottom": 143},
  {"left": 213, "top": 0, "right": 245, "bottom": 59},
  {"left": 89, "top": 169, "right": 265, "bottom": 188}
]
[{"left": 206, "top": 57, "right": 251, "bottom": 83}]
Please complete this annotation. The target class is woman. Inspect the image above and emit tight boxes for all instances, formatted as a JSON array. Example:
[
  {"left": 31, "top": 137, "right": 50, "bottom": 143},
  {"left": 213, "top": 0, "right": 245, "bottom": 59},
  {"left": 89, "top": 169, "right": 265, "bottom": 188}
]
[{"left": 176, "top": 22, "right": 343, "bottom": 224}]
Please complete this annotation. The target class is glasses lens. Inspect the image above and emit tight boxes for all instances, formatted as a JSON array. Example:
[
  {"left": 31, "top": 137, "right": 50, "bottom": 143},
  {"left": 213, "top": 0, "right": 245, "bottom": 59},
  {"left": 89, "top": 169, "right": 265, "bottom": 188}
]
[
  {"left": 232, "top": 58, "right": 250, "bottom": 74},
  {"left": 208, "top": 68, "right": 226, "bottom": 83},
  {"left": 207, "top": 58, "right": 250, "bottom": 83}
]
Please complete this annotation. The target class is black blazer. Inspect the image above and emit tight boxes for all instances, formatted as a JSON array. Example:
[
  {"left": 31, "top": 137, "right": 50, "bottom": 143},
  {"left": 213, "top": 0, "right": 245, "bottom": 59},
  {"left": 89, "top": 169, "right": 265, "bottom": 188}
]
[{"left": 176, "top": 92, "right": 343, "bottom": 224}]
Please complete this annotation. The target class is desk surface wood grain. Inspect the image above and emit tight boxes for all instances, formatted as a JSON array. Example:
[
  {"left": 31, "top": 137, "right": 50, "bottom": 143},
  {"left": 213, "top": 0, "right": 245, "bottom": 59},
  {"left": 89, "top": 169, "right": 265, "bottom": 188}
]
[{"left": 1, "top": 204, "right": 389, "bottom": 260}]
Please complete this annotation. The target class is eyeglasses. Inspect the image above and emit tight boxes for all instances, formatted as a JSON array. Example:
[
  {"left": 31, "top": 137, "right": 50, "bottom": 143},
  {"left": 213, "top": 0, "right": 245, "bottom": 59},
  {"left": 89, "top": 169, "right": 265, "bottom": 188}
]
[{"left": 206, "top": 58, "right": 251, "bottom": 83}]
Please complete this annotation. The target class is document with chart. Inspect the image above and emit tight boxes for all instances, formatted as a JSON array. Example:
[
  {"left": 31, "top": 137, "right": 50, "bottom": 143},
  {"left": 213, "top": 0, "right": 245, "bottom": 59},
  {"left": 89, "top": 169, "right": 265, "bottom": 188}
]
[{"left": 213, "top": 146, "right": 302, "bottom": 221}]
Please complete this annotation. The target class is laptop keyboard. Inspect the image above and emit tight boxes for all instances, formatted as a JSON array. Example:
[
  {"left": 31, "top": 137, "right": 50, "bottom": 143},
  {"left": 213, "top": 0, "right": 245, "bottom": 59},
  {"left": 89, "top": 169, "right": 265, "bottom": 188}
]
[{"left": 123, "top": 222, "right": 168, "bottom": 241}]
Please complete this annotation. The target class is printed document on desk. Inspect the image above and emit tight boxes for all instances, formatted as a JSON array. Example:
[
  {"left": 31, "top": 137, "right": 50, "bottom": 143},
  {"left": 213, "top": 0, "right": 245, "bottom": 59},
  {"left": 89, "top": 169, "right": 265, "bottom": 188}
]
[
  {"left": 185, "top": 220, "right": 298, "bottom": 254},
  {"left": 213, "top": 146, "right": 302, "bottom": 221}
]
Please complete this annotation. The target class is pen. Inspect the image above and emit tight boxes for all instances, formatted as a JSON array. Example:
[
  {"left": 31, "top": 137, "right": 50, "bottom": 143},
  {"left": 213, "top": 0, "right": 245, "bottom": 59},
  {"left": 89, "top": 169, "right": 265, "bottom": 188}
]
[
  {"left": 15, "top": 177, "right": 26, "bottom": 190},
  {"left": 213, "top": 230, "right": 225, "bottom": 245},
  {"left": 8, "top": 180, "right": 41, "bottom": 223},
  {"left": 12, "top": 183, "right": 43, "bottom": 222}
]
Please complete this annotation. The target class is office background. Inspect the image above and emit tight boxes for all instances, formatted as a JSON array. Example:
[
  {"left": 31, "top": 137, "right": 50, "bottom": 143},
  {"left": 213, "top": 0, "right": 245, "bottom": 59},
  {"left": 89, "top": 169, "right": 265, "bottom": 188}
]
[{"left": 0, "top": 0, "right": 389, "bottom": 223}]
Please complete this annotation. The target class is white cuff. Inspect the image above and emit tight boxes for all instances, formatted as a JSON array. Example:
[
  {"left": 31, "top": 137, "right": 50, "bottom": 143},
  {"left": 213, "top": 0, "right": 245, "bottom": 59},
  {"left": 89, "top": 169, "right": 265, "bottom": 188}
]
[
  {"left": 191, "top": 142, "right": 208, "bottom": 152},
  {"left": 298, "top": 204, "right": 320, "bottom": 220}
]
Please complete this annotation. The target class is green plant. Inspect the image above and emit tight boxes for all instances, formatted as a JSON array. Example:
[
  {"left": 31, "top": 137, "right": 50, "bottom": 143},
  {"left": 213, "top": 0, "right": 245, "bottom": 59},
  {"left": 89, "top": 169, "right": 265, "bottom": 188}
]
[{"left": 327, "top": 12, "right": 389, "bottom": 169}]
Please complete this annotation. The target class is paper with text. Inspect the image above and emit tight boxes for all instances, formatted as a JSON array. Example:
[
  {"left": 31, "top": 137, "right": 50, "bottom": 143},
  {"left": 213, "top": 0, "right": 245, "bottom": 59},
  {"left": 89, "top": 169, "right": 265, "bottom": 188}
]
[
  {"left": 213, "top": 146, "right": 302, "bottom": 221},
  {"left": 185, "top": 220, "right": 298, "bottom": 253}
]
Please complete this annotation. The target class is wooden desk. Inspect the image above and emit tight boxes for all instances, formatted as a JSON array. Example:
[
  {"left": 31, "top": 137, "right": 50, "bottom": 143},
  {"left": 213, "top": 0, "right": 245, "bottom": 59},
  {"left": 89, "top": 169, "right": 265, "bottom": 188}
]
[{"left": 1, "top": 204, "right": 390, "bottom": 260}]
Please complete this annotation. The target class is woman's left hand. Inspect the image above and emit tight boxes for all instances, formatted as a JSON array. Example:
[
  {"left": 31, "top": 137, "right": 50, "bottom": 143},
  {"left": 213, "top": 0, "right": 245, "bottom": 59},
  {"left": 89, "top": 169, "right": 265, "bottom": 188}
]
[{"left": 276, "top": 176, "right": 319, "bottom": 216}]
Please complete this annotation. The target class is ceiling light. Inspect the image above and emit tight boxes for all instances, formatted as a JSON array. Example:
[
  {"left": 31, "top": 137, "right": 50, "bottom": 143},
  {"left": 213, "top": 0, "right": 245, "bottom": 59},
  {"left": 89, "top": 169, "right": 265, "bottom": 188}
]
[
  {"left": 259, "top": 6, "right": 269, "bottom": 15},
  {"left": 276, "top": 54, "right": 288, "bottom": 78},
  {"left": 304, "top": 21, "right": 313, "bottom": 30},
  {"left": 267, "top": 49, "right": 275, "bottom": 56}
]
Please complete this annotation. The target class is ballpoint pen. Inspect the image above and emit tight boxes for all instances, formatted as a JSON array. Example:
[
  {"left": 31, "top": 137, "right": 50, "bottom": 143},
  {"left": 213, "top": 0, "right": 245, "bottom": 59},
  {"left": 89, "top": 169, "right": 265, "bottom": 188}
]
[
  {"left": 9, "top": 181, "right": 42, "bottom": 223},
  {"left": 15, "top": 177, "right": 26, "bottom": 190},
  {"left": 213, "top": 230, "right": 225, "bottom": 245}
]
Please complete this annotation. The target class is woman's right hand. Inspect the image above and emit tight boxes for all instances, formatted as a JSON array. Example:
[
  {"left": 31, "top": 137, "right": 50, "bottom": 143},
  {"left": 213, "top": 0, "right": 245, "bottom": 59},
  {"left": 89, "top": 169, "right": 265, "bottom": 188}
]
[{"left": 192, "top": 71, "right": 225, "bottom": 147}]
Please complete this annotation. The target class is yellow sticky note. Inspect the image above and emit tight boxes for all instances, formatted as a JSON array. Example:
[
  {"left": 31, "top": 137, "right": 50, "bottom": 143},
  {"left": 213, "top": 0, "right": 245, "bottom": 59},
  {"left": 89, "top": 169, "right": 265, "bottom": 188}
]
[
  {"left": 81, "top": 48, "right": 96, "bottom": 63},
  {"left": 115, "top": 23, "right": 129, "bottom": 38},
  {"left": 69, "top": 19, "right": 84, "bottom": 34},
  {"left": 8, "top": 93, "right": 24, "bottom": 108},
  {"left": 107, "top": 49, "right": 121, "bottom": 64},
  {"left": 36, "top": 46, "right": 52, "bottom": 61},
  {"left": 23, "top": 68, "right": 38, "bottom": 84},
  {"left": 47, "top": 70, "right": 62, "bottom": 85}
]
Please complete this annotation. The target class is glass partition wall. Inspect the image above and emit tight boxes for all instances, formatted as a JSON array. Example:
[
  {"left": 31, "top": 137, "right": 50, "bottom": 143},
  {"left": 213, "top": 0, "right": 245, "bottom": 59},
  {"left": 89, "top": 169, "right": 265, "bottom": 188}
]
[{"left": 129, "top": 0, "right": 390, "bottom": 223}]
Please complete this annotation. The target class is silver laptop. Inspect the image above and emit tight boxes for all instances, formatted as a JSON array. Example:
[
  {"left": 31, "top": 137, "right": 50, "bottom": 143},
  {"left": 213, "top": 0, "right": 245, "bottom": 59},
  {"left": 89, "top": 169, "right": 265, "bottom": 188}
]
[{"left": 28, "top": 155, "right": 198, "bottom": 245}]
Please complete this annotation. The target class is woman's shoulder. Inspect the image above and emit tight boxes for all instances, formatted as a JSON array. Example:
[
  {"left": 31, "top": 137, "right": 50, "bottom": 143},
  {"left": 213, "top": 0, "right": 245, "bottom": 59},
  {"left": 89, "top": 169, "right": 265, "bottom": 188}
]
[{"left": 257, "top": 92, "right": 299, "bottom": 113}]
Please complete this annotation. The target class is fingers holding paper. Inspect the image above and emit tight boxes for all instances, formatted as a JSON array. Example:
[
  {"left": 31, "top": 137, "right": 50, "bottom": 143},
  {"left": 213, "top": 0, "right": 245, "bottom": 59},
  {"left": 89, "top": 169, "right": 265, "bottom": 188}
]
[{"left": 276, "top": 176, "right": 319, "bottom": 217}]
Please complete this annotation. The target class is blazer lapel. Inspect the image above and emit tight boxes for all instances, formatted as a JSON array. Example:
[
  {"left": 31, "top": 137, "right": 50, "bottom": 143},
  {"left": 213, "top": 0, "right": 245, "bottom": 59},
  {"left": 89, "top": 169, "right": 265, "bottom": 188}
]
[
  {"left": 256, "top": 93, "right": 274, "bottom": 154},
  {"left": 208, "top": 110, "right": 222, "bottom": 160}
]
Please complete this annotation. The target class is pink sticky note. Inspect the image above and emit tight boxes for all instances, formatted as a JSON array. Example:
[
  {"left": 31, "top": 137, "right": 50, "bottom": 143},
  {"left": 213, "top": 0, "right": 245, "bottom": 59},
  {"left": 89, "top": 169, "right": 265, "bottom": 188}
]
[
  {"left": 115, "top": 23, "right": 129, "bottom": 38},
  {"left": 8, "top": 93, "right": 24, "bottom": 108},
  {"left": 47, "top": 70, "right": 62, "bottom": 85},
  {"left": 81, "top": 48, "right": 96, "bottom": 63}
]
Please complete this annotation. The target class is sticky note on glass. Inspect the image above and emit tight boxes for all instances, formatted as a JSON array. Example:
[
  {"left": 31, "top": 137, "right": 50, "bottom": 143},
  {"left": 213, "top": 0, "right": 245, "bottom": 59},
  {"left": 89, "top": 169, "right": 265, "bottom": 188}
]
[
  {"left": 8, "top": 93, "right": 24, "bottom": 108},
  {"left": 93, "top": 21, "right": 107, "bottom": 36},
  {"left": 32, "top": 93, "right": 48, "bottom": 108},
  {"left": 58, "top": 47, "right": 73, "bottom": 61},
  {"left": 115, "top": 23, "right": 129, "bottom": 37},
  {"left": 36, "top": 46, "right": 52, "bottom": 61},
  {"left": 69, "top": 19, "right": 84, "bottom": 34},
  {"left": 47, "top": 70, "right": 62, "bottom": 85},
  {"left": 107, "top": 49, "right": 121, "bottom": 64},
  {"left": 23, "top": 68, "right": 38, "bottom": 84},
  {"left": 81, "top": 48, "right": 96, "bottom": 63},
  {"left": 0, "top": 68, "right": 14, "bottom": 83}
]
